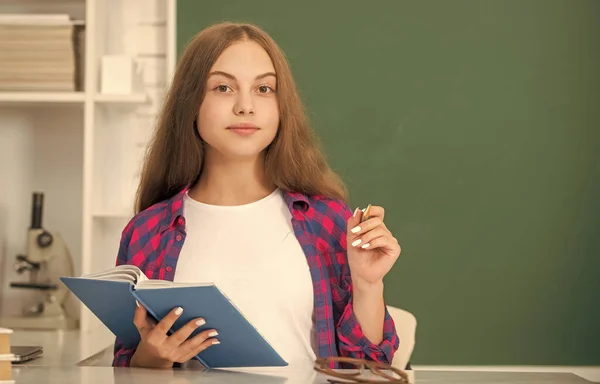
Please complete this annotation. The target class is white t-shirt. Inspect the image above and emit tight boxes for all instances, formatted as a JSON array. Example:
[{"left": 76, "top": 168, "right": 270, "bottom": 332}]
[{"left": 173, "top": 188, "right": 317, "bottom": 366}]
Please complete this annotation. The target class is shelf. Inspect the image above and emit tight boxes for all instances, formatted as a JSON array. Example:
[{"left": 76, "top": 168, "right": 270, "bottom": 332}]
[
  {"left": 94, "top": 93, "right": 148, "bottom": 104},
  {"left": 92, "top": 211, "right": 132, "bottom": 219},
  {"left": 0, "top": 91, "right": 85, "bottom": 105},
  {"left": 0, "top": 92, "right": 148, "bottom": 105}
]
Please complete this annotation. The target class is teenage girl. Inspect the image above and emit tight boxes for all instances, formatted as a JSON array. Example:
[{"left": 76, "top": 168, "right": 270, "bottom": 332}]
[{"left": 112, "top": 22, "right": 401, "bottom": 369}]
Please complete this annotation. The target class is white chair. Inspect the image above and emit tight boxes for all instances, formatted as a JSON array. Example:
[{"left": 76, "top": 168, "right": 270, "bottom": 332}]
[{"left": 386, "top": 305, "right": 417, "bottom": 371}]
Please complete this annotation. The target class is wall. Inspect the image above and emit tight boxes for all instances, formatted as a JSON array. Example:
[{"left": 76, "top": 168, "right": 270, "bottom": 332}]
[{"left": 176, "top": 0, "right": 600, "bottom": 367}]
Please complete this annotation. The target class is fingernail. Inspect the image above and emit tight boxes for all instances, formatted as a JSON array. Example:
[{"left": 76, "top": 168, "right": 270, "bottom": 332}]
[
  {"left": 350, "top": 225, "right": 361, "bottom": 234},
  {"left": 361, "top": 243, "right": 370, "bottom": 249},
  {"left": 174, "top": 307, "right": 183, "bottom": 316},
  {"left": 351, "top": 239, "right": 362, "bottom": 247},
  {"left": 212, "top": 340, "right": 220, "bottom": 345},
  {"left": 208, "top": 331, "right": 218, "bottom": 337},
  {"left": 135, "top": 301, "right": 140, "bottom": 308},
  {"left": 353, "top": 208, "right": 360, "bottom": 217},
  {"left": 196, "top": 319, "right": 206, "bottom": 326}
]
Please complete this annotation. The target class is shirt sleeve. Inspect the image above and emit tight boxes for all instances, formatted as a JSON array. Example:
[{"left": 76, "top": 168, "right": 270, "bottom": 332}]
[
  {"left": 113, "top": 339, "right": 136, "bottom": 367},
  {"left": 335, "top": 282, "right": 400, "bottom": 364},
  {"left": 334, "top": 202, "right": 400, "bottom": 365},
  {"left": 111, "top": 220, "right": 138, "bottom": 367}
]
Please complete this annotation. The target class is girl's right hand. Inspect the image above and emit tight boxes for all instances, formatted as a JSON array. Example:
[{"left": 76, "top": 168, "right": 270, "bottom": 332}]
[{"left": 130, "top": 304, "right": 219, "bottom": 368}]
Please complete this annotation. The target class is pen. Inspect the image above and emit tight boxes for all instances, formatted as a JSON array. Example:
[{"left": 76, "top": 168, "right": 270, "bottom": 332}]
[{"left": 361, "top": 204, "right": 372, "bottom": 222}]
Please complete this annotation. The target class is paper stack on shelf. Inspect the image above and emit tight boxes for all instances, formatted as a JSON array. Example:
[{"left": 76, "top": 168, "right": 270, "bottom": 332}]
[
  {"left": 0, "top": 328, "right": 14, "bottom": 384},
  {"left": 0, "top": 13, "right": 85, "bottom": 92}
]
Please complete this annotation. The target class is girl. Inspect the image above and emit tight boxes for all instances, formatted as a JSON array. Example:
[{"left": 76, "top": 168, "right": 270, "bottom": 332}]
[{"left": 112, "top": 22, "right": 401, "bottom": 369}]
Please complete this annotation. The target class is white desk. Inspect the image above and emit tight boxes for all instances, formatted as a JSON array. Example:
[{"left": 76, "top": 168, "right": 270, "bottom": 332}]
[
  {"left": 6, "top": 330, "right": 594, "bottom": 384},
  {"left": 10, "top": 328, "right": 113, "bottom": 367},
  {"left": 9, "top": 366, "right": 592, "bottom": 384}
]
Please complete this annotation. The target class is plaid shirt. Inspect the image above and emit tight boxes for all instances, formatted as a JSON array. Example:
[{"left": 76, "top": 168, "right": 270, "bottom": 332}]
[{"left": 112, "top": 188, "right": 399, "bottom": 368}]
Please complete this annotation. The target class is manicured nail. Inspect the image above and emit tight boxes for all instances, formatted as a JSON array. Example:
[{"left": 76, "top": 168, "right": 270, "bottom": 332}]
[
  {"left": 353, "top": 208, "right": 360, "bottom": 217},
  {"left": 174, "top": 307, "right": 183, "bottom": 316},
  {"left": 212, "top": 340, "right": 220, "bottom": 345},
  {"left": 351, "top": 239, "right": 362, "bottom": 247},
  {"left": 208, "top": 331, "right": 219, "bottom": 337},
  {"left": 196, "top": 319, "right": 206, "bottom": 326},
  {"left": 361, "top": 243, "right": 371, "bottom": 249},
  {"left": 350, "top": 226, "right": 361, "bottom": 234},
  {"left": 135, "top": 301, "right": 140, "bottom": 308}
]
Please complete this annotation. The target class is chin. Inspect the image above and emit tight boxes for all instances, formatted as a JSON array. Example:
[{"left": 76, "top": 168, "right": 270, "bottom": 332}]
[
  {"left": 205, "top": 134, "right": 275, "bottom": 161},
  {"left": 220, "top": 146, "right": 269, "bottom": 160}
]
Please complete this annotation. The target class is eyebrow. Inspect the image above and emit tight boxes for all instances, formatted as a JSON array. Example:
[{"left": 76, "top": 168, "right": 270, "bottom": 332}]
[{"left": 208, "top": 71, "right": 277, "bottom": 81}]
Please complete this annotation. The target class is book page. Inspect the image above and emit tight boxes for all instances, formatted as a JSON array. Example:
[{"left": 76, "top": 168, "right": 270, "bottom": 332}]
[
  {"left": 136, "top": 280, "right": 214, "bottom": 290},
  {"left": 81, "top": 265, "right": 147, "bottom": 285}
]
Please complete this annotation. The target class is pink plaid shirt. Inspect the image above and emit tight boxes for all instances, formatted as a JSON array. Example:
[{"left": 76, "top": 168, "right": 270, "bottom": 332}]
[{"left": 112, "top": 188, "right": 399, "bottom": 368}]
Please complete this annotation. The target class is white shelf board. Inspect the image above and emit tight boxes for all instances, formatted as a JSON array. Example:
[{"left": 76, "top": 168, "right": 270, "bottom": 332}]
[
  {"left": 0, "top": 91, "right": 85, "bottom": 104},
  {"left": 92, "top": 211, "right": 132, "bottom": 219},
  {"left": 94, "top": 93, "right": 148, "bottom": 104}
]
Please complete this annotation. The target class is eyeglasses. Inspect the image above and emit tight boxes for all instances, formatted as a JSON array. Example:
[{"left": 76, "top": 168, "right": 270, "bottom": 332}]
[{"left": 314, "top": 357, "right": 409, "bottom": 384}]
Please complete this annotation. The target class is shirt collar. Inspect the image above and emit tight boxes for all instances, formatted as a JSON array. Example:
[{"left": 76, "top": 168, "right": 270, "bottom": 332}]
[{"left": 162, "top": 186, "right": 310, "bottom": 230}]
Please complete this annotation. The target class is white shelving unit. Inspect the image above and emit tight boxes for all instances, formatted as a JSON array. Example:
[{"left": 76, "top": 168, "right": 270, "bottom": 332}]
[
  {"left": 0, "top": 91, "right": 85, "bottom": 104},
  {"left": 0, "top": 92, "right": 148, "bottom": 105},
  {"left": 93, "top": 93, "right": 147, "bottom": 103},
  {"left": 0, "top": 0, "right": 176, "bottom": 340}
]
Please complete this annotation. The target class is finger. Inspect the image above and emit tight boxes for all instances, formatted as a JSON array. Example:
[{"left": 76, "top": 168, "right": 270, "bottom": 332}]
[
  {"left": 165, "top": 317, "right": 206, "bottom": 349},
  {"left": 152, "top": 306, "right": 184, "bottom": 336},
  {"left": 133, "top": 303, "right": 150, "bottom": 336},
  {"left": 364, "top": 205, "right": 385, "bottom": 221},
  {"left": 351, "top": 227, "right": 389, "bottom": 248},
  {"left": 175, "top": 336, "right": 220, "bottom": 364},
  {"left": 179, "top": 329, "right": 219, "bottom": 352},
  {"left": 176, "top": 330, "right": 220, "bottom": 363},
  {"left": 348, "top": 216, "right": 384, "bottom": 237},
  {"left": 361, "top": 235, "right": 401, "bottom": 256},
  {"left": 145, "top": 315, "right": 157, "bottom": 328},
  {"left": 347, "top": 207, "right": 364, "bottom": 231}
]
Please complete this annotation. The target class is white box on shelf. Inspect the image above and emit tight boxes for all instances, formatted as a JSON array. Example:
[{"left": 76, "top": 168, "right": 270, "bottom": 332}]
[{"left": 100, "top": 55, "right": 135, "bottom": 95}]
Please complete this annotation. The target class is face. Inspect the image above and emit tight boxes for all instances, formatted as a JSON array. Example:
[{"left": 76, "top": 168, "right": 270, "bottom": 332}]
[{"left": 197, "top": 40, "right": 279, "bottom": 161}]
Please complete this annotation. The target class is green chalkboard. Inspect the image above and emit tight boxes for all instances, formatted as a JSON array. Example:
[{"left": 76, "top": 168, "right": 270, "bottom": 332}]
[{"left": 176, "top": 0, "right": 600, "bottom": 365}]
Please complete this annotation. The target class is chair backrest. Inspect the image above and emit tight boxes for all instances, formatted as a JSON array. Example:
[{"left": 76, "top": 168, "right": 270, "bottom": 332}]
[{"left": 386, "top": 305, "right": 417, "bottom": 371}]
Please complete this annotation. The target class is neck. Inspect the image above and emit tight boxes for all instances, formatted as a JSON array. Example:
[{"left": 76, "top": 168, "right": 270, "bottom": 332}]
[{"left": 189, "top": 152, "right": 276, "bottom": 206}]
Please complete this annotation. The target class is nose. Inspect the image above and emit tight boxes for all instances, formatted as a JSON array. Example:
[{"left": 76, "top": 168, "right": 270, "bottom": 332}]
[{"left": 233, "top": 93, "right": 255, "bottom": 115}]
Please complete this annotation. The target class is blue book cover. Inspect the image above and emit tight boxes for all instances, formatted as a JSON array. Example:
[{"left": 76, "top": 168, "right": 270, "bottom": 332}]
[{"left": 60, "top": 265, "right": 287, "bottom": 369}]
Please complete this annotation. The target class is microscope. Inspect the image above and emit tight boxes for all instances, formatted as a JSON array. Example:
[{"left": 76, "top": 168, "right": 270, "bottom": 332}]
[{"left": 0, "top": 193, "right": 78, "bottom": 330}]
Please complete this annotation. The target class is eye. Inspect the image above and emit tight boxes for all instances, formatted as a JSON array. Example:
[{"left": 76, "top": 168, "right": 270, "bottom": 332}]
[
  {"left": 215, "top": 84, "right": 232, "bottom": 93},
  {"left": 257, "top": 85, "right": 274, "bottom": 94}
]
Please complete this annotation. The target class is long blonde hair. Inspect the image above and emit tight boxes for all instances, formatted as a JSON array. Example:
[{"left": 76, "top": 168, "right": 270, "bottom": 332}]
[{"left": 135, "top": 22, "right": 347, "bottom": 213}]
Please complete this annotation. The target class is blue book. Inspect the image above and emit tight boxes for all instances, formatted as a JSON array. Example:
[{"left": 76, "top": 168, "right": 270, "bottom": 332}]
[{"left": 60, "top": 265, "right": 287, "bottom": 369}]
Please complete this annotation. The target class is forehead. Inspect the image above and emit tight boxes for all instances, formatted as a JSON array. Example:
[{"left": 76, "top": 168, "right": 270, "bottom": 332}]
[{"left": 210, "top": 40, "right": 275, "bottom": 77}]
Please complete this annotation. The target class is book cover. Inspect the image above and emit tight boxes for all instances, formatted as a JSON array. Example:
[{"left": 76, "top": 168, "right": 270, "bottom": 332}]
[{"left": 60, "top": 266, "right": 287, "bottom": 369}]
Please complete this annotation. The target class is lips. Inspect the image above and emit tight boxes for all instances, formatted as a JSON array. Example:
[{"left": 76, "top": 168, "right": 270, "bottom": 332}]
[
  {"left": 227, "top": 123, "right": 259, "bottom": 136},
  {"left": 228, "top": 123, "right": 258, "bottom": 129}
]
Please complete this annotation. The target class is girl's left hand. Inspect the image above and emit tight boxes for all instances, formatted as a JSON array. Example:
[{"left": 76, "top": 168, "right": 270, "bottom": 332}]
[{"left": 346, "top": 205, "right": 401, "bottom": 287}]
